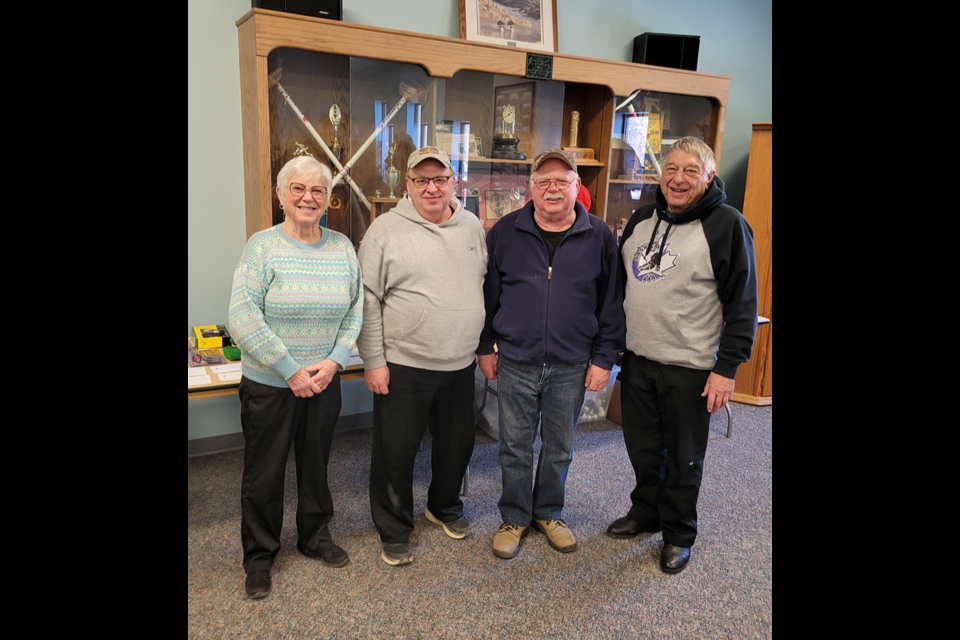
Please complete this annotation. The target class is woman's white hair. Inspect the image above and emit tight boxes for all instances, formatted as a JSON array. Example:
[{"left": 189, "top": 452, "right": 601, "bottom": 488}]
[{"left": 276, "top": 155, "right": 333, "bottom": 197}]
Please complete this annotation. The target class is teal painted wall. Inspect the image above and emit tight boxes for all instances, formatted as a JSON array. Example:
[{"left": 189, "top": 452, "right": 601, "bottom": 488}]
[{"left": 187, "top": 0, "right": 772, "bottom": 442}]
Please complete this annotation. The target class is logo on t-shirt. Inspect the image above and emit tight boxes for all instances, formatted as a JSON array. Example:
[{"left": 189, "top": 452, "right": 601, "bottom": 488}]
[{"left": 632, "top": 232, "right": 678, "bottom": 284}]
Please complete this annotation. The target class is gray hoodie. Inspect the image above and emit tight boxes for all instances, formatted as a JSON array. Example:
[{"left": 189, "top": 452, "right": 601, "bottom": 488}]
[{"left": 356, "top": 195, "right": 488, "bottom": 371}]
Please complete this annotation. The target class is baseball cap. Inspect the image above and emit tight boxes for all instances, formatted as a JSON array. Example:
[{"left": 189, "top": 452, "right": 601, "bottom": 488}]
[
  {"left": 407, "top": 146, "right": 453, "bottom": 170},
  {"left": 531, "top": 148, "right": 578, "bottom": 173}
]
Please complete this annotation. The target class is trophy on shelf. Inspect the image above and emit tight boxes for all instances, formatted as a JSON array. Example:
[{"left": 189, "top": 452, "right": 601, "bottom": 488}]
[
  {"left": 509, "top": 186, "right": 525, "bottom": 209},
  {"left": 386, "top": 142, "right": 399, "bottom": 199},
  {"left": 293, "top": 142, "right": 313, "bottom": 157},
  {"left": 562, "top": 111, "right": 595, "bottom": 161},
  {"left": 491, "top": 104, "right": 526, "bottom": 160},
  {"left": 329, "top": 104, "right": 343, "bottom": 162}
]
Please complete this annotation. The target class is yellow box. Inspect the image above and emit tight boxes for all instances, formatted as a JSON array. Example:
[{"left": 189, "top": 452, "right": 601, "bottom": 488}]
[{"left": 192, "top": 325, "right": 231, "bottom": 349}]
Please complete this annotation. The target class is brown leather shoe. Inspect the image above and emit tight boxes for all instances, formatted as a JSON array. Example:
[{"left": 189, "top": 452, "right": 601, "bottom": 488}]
[
  {"left": 531, "top": 518, "right": 577, "bottom": 553},
  {"left": 492, "top": 523, "right": 529, "bottom": 559}
]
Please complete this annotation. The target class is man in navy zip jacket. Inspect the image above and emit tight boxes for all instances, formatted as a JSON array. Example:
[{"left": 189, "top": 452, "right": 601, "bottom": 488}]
[
  {"left": 607, "top": 137, "right": 758, "bottom": 574},
  {"left": 478, "top": 149, "right": 625, "bottom": 560}
]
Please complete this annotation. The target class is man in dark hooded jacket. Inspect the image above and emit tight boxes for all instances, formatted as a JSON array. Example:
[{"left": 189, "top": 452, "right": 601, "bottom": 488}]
[{"left": 608, "top": 137, "right": 758, "bottom": 574}]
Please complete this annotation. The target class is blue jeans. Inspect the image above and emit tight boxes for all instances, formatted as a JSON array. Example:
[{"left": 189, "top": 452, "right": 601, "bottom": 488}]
[{"left": 496, "top": 356, "right": 589, "bottom": 525}]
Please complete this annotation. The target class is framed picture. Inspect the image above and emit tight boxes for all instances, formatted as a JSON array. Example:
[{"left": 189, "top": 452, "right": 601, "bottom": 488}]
[
  {"left": 484, "top": 189, "right": 521, "bottom": 220},
  {"left": 468, "top": 135, "right": 481, "bottom": 157},
  {"left": 459, "top": 0, "right": 558, "bottom": 53},
  {"left": 494, "top": 82, "right": 535, "bottom": 135},
  {"left": 494, "top": 82, "right": 536, "bottom": 157}
]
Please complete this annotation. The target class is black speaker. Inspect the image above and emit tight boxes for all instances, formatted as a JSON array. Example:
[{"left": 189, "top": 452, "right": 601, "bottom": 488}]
[
  {"left": 252, "top": 0, "right": 342, "bottom": 21},
  {"left": 632, "top": 33, "right": 700, "bottom": 71}
]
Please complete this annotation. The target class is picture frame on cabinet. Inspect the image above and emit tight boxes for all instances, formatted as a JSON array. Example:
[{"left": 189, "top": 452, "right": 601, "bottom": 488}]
[
  {"left": 484, "top": 189, "right": 521, "bottom": 220},
  {"left": 494, "top": 82, "right": 535, "bottom": 137},
  {"left": 459, "top": 0, "right": 559, "bottom": 53}
]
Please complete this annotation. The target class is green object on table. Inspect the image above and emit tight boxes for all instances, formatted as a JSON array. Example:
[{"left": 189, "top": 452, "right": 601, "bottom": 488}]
[{"left": 223, "top": 346, "right": 242, "bottom": 361}]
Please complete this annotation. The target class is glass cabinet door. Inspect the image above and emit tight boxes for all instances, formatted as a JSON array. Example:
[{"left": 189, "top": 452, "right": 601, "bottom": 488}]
[
  {"left": 264, "top": 47, "right": 604, "bottom": 244},
  {"left": 605, "top": 90, "right": 715, "bottom": 234}
]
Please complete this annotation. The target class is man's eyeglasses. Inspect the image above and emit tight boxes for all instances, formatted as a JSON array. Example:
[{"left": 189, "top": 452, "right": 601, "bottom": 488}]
[
  {"left": 288, "top": 182, "right": 329, "bottom": 198},
  {"left": 532, "top": 178, "right": 575, "bottom": 190},
  {"left": 408, "top": 175, "right": 454, "bottom": 188}
]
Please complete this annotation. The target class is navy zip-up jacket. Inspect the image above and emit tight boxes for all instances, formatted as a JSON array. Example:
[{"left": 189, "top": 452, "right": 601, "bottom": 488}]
[{"left": 477, "top": 201, "right": 626, "bottom": 370}]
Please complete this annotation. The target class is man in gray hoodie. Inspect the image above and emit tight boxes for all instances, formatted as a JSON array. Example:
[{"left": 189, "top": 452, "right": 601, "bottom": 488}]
[{"left": 357, "top": 147, "right": 488, "bottom": 566}]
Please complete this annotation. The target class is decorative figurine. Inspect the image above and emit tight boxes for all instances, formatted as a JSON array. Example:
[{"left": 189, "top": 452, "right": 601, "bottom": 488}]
[{"left": 329, "top": 104, "right": 343, "bottom": 162}]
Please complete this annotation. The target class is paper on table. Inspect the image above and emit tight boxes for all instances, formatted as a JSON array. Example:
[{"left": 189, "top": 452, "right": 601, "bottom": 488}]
[
  {"left": 210, "top": 363, "right": 242, "bottom": 374},
  {"left": 187, "top": 368, "right": 208, "bottom": 377},
  {"left": 218, "top": 371, "right": 243, "bottom": 382},
  {"left": 188, "top": 375, "right": 213, "bottom": 386}
]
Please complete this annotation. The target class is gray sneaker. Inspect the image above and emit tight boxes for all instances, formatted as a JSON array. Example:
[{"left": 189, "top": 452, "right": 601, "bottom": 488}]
[
  {"left": 378, "top": 534, "right": 413, "bottom": 566},
  {"left": 425, "top": 508, "right": 472, "bottom": 539}
]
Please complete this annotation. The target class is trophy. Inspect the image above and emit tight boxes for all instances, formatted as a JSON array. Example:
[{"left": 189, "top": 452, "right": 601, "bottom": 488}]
[
  {"left": 509, "top": 186, "right": 525, "bottom": 211},
  {"left": 491, "top": 104, "right": 526, "bottom": 160},
  {"left": 386, "top": 142, "right": 399, "bottom": 199},
  {"left": 329, "top": 104, "right": 343, "bottom": 162},
  {"left": 562, "top": 110, "right": 595, "bottom": 160}
]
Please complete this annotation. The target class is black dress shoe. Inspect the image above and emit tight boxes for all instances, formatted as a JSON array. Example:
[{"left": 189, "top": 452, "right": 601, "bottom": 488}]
[
  {"left": 660, "top": 544, "right": 691, "bottom": 574},
  {"left": 319, "top": 543, "right": 350, "bottom": 568},
  {"left": 606, "top": 516, "right": 661, "bottom": 539},
  {"left": 245, "top": 570, "right": 271, "bottom": 599},
  {"left": 298, "top": 538, "right": 350, "bottom": 567}
]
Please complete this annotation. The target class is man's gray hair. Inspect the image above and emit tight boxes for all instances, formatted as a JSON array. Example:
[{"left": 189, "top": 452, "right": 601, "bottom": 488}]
[{"left": 665, "top": 137, "right": 716, "bottom": 175}]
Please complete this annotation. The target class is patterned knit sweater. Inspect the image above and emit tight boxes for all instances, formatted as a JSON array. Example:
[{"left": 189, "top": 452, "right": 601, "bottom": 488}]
[{"left": 227, "top": 224, "right": 363, "bottom": 388}]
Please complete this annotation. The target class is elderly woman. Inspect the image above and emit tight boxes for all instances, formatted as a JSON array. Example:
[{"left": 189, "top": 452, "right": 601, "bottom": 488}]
[{"left": 227, "top": 155, "right": 363, "bottom": 599}]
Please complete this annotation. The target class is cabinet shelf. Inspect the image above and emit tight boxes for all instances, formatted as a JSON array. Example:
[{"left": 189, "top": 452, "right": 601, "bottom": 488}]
[
  {"left": 466, "top": 156, "right": 604, "bottom": 167},
  {"left": 609, "top": 177, "right": 658, "bottom": 185}
]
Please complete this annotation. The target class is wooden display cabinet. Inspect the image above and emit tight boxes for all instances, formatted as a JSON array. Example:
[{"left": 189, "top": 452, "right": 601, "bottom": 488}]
[{"left": 236, "top": 9, "right": 732, "bottom": 245}]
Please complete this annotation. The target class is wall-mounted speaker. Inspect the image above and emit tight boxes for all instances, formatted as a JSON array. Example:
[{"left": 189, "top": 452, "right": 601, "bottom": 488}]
[
  {"left": 252, "top": 0, "right": 342, "bottom": 21},
  {"left": 632, "top": 33, "right": 700, "bottom": 71}
]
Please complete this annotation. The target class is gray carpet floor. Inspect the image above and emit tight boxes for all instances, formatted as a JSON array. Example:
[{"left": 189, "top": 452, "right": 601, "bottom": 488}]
[{"left": 188, "top": 405, "right": 772, "bottom": 639}]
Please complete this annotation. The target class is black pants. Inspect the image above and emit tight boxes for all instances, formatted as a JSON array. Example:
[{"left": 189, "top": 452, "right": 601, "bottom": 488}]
[
  {"left": 369, "top": 362, "right": 476, "bottom": 544},
  {"left": 619, "top": 351, "right": 711, "bottom": 548},
  {"left": 238, "top": 375, "right": 341, "bottom": 573}
]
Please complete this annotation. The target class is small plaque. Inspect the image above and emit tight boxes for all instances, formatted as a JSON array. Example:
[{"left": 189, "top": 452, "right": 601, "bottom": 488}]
[
  {"left": 526, "top": 54, "right": 553, "bottom": 80},
  {"left": 563, "top": 147, "right": 595, "bottom": 160}
]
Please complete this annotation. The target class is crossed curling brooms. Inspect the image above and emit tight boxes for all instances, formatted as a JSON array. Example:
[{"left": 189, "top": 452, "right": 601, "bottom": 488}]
[{"left": 269, "top": 66, "right": 428, "bottom": 212}]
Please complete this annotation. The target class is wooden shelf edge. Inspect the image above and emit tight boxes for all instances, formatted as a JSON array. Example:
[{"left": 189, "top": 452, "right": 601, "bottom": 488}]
[{"left": 731, "top": 393, "right": 772, "bottom": 406}]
